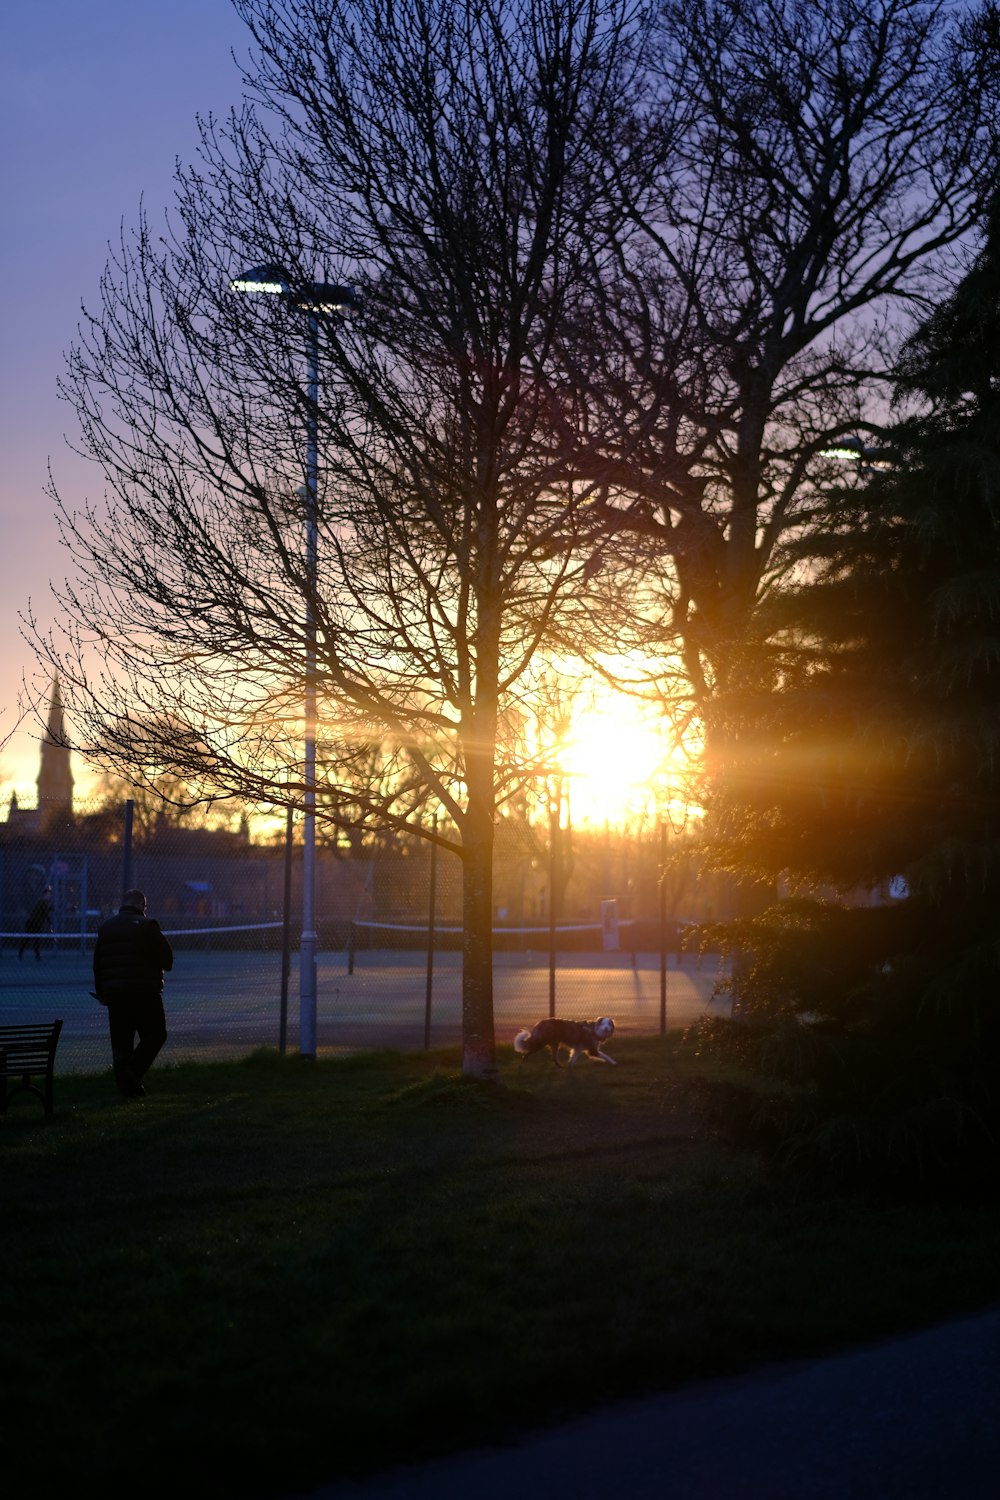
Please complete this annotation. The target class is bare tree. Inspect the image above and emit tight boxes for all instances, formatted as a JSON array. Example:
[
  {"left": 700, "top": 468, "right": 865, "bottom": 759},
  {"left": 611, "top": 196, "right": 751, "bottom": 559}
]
[
  {"left": 28, "top": 0, "right": 641, "bottom": 1077},
  {"left": 565, "top": 0, "right": 999, "bottom": 744}
]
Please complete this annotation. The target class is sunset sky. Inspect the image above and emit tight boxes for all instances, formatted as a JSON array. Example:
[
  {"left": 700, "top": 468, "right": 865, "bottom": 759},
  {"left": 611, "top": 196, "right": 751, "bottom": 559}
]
[{"left": 0, "top": 2, "right": 248, "bottom": 805}]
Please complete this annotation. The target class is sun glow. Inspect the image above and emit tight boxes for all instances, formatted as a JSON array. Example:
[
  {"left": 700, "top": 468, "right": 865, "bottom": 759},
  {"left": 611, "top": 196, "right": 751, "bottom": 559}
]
[{"left": 557, "top": 689, "right": 696, "bottom": 829}]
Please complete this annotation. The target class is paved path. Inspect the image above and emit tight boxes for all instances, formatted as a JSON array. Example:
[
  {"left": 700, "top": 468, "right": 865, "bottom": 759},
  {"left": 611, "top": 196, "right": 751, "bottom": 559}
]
[{"left": 305, "top": 1305, "right": 1000, "bottom": 1499}]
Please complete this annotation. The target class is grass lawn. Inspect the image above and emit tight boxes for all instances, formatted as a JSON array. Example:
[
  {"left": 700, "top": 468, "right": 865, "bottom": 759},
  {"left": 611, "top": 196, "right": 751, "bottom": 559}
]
[{"left": 3, "top": 1035, "right": 999, "bottom": 1499}]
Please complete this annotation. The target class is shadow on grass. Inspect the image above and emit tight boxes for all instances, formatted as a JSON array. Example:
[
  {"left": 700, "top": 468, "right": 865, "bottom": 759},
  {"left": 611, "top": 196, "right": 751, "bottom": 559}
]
[{"left": 2, "top": 1037, "right": 998, "bottom": 1499}]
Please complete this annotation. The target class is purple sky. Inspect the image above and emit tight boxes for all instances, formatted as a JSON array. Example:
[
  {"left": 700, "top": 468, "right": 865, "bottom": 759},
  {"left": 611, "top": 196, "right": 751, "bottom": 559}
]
[{"left": 0, "top": 1, "right": 250, "bottom": 804}]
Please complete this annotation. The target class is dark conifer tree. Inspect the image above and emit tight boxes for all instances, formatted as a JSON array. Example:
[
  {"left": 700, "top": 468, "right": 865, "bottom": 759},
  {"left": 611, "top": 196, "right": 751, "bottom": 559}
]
[{"left": 698, "top": 198, "right": 1000, "bottom": 1181}]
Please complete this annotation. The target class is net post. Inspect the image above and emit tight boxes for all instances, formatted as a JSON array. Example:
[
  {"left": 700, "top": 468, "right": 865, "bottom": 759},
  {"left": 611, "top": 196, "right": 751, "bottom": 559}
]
[
  {"left": 423, "top": 815, "right": 438, "bottom": 1049},
  {"left": 659, "top": 820, "right": 668, "bottom": 1035},
  {"left": 279, "top": 805, "right": 293, "bottom": 1055},
  {"left": 548, "top": 803, "right": 557, "bottom": 1019},
  {"left": 121, "top": 800, "right": 134, "bottom": 903}
]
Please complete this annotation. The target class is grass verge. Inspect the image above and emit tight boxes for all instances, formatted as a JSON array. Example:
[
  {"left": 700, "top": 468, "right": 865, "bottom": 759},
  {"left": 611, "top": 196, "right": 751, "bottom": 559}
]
[{"left": 3, "top": 1035, "right": 999, "bottom": 1499}]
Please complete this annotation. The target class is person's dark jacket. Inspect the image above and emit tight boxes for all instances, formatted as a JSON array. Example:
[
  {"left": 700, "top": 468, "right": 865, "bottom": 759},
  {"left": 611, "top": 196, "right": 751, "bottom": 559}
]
[
  {"left": 93, "top": 903, "right": 174, "bottom": 1004},
  {"left": 25, "top": 897, "right": 51, "bottom": 933}
]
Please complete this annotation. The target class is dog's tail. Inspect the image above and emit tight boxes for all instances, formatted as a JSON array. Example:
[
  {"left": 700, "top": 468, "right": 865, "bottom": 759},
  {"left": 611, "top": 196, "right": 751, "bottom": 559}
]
[{"left": 513, "top": 1027, "right": 536, "bottom": 1055}]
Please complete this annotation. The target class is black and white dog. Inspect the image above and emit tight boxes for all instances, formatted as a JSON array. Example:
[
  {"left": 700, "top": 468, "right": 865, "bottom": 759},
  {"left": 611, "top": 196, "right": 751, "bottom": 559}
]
[{"left": 513, "top": 1016, "right": 616, "bottom": 1068}]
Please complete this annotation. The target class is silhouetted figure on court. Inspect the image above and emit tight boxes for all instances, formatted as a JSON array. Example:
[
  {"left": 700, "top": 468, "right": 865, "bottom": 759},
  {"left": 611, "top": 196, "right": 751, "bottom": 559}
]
[
  {"left": 93, "top": 889, "right": 173, "bottom": 1098},
  {"left": 19, "top": 888, "right": 52, "bottom": 961}
]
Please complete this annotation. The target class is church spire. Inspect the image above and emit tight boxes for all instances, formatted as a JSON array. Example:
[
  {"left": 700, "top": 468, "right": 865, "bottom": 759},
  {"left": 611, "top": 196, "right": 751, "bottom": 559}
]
[{"left": 37, "top": 675, "right": 74, "bottom": 816}]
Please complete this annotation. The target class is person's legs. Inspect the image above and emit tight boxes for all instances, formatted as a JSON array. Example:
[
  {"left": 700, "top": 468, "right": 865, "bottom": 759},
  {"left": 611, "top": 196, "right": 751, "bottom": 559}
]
[
  {"left": 130, "top": 994, "right": 167, "bottom": 1080},
  {"left": 107, "top": 1001, "right": 143, "bottom": 1095}
]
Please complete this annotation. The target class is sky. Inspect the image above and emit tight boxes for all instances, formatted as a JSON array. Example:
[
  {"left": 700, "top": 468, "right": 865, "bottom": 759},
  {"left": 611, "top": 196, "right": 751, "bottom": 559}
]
[{"left": 0, "top": 1, "right": 252, "bottom": 808}]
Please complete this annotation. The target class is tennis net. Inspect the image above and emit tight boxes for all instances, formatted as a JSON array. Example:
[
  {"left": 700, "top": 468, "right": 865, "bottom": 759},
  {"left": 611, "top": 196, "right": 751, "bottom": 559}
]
[{"left": 348, "top": 918, "right": 635, "bottom": 952}]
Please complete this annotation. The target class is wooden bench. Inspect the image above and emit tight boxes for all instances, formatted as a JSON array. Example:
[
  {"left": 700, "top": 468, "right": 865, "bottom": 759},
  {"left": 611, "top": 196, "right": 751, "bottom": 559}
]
[{"left": 0, "top": 1020, "right": 64, "bottom": 1117}]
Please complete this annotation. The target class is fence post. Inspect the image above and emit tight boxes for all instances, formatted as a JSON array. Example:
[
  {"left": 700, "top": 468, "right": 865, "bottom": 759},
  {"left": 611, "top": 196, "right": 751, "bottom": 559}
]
[
  {"left": 548, "top": 802, "right": 557, "bottom": 1019},
  {"left": 423, "top": 815, "right": 438, "bottom": 1049},
  {"left": 122, "top": 800, "right": 134, "bottom": 901},
  {"left": 659, "top": 821, "right": 668, "bottom": 1035},
  {"left": 79, "top": 854, "right": 89, "bottom": 953},
  {"left": 279, "top": 805, "right": 293, "bottom": 1055}
]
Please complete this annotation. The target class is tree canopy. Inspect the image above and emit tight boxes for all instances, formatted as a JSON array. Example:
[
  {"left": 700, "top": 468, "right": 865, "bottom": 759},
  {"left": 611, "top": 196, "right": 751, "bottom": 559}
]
[
  {"left": 569, "top": 0, "right": 999, "bottom": 728},
  {"left": 697, "top": 196, "right": 1000, "bottom": 1179}
]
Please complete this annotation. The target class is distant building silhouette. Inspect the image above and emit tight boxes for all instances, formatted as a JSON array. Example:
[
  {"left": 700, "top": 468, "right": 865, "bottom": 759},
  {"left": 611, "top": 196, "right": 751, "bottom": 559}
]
[
  {"left": 6, "top": 677, "right": 74, "bottom": 832},
  {"left": 37, "top": 675, "right": 74, "bottom": 816}
]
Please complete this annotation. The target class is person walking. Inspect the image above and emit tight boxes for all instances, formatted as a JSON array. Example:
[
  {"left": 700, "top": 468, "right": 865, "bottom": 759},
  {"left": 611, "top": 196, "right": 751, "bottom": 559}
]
[
  {"left": 93, "top": 889, "right": 173, "bottom": 1098},
  {"left": 19, "top": 887, "right": 52, "bottom": 961}
]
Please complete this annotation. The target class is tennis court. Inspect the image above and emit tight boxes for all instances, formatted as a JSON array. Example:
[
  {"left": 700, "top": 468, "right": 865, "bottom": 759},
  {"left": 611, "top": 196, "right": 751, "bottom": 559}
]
[{"left": 0, "top": 934, "right": 728, "bottom": 1075}]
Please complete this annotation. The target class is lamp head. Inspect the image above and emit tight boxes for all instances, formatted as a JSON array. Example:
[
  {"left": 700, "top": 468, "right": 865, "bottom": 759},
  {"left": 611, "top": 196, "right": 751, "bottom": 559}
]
[
  {"left": 295, "top": 282, "right": 358, "bottom": 312},
  {"left": 230, "top": 265, "right": 357, "bottom": 312},
  {"left": 229, "top": 263, "right": 290, "bottom": 295},
  {"left": 819, "top": 436, "right": 894, "bottom": 470},
  {"left": 819, "top": 436, "right": 865, "bottom": 461}
]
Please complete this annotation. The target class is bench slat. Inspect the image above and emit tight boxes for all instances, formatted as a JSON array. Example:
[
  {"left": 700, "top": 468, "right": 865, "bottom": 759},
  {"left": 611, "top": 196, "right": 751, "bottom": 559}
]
[{"left": 0, "top": 1020, "right": 63, "bottom": 1117}]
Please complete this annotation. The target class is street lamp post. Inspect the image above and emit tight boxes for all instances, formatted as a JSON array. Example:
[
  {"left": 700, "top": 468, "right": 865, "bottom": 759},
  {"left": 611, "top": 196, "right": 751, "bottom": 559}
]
[{"left": 230, "top": 264, "right": 355, "bottom": 1059}]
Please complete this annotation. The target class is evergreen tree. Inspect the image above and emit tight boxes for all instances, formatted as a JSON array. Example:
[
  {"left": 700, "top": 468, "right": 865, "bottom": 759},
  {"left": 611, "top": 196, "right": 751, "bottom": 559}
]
[{"left": 697, "top": 199, "right": 1000, "bottom": 1182}]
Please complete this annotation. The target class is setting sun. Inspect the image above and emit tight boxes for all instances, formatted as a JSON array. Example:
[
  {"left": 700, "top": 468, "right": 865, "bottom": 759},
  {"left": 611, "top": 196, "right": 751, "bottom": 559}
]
[{"left": 558, "top": 691, "right": 685, "bottom": 828}]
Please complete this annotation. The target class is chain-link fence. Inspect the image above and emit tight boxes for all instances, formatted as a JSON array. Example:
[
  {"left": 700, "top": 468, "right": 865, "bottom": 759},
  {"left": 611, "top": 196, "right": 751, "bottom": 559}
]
[{"left": 0, "top": 797, "right": 724, "bottom": 1079}]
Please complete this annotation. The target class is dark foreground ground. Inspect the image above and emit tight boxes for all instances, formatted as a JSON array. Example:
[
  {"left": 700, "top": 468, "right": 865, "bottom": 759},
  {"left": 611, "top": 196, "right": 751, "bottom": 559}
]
[
  {"left": 5, "top": 1045, "right": 998, "bottom": 1500},
  {"left": 308, "top": 1304, "right": 1000, "bottom": 1499}
]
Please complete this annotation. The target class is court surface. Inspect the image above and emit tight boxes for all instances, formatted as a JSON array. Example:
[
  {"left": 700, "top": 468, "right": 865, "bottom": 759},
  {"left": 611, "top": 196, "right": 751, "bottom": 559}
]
[{"left": 0, "top": 944, "right": 728, "bottom": 1075}]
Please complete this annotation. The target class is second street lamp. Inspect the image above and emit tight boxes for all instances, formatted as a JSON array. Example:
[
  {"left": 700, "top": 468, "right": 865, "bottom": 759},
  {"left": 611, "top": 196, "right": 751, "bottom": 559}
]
[{"left": 230, "top": 263, "right": 355, "bottom": 1059}]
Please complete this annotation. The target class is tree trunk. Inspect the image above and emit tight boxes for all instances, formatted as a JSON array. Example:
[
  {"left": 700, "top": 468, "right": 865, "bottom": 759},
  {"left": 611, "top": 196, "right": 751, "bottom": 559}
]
[
  {"left": 460, "top": 586, "right": 501, "bottom": 1078},
  {"left": 461, "top": 759, "right": 498, "bottom": 1079}
]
